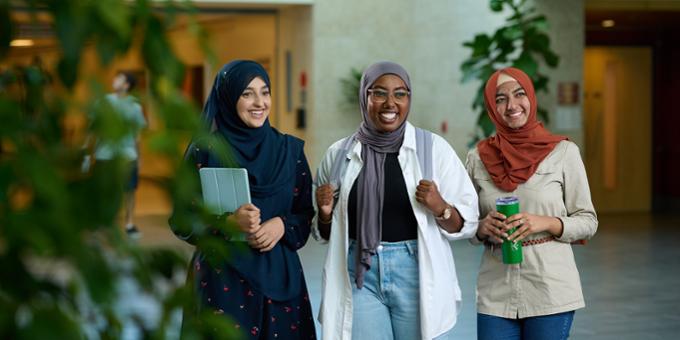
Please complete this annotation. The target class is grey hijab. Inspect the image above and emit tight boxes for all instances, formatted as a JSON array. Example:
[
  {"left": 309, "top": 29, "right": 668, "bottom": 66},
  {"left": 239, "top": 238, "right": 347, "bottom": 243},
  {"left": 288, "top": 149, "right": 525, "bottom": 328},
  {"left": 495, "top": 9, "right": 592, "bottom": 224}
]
[{"left": 353, "top": 61, "right": 412, "bottom": 288}]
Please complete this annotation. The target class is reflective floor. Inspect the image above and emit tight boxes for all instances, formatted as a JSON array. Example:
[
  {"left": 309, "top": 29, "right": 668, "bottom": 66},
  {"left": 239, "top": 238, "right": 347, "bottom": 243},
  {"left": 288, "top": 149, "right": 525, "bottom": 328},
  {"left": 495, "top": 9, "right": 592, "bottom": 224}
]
[{"left": 133, "top": 180, "right": 680, "bottom": 339}]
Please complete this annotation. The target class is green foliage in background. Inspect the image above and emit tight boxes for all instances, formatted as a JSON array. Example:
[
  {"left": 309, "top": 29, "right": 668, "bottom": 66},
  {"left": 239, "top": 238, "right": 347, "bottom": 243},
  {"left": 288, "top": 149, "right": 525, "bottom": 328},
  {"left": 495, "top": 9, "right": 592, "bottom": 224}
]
[
  {"left": 340, "top": 66, "right": 363, "bottom": 110},
  {"left": 460, "top": 0, "right": 560, "bottom": 145},
  {"left": 0, "top": 1, "right": 242, "bottom": 339}
]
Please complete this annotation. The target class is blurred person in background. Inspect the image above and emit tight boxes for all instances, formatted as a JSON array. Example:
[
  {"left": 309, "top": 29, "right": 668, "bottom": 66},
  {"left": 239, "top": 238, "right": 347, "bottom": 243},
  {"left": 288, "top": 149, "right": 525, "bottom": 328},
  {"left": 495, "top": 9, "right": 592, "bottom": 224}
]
[{"left": 88, "top": 71, "right": 146, "bottom": 238}]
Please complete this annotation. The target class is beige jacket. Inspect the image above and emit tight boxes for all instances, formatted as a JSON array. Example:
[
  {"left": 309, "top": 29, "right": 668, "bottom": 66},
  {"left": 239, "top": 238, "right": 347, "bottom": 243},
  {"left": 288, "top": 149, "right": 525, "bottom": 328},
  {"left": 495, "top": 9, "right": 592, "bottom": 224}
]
[{"left": 466, "top": 140, "right": 598, "bottom": 318}]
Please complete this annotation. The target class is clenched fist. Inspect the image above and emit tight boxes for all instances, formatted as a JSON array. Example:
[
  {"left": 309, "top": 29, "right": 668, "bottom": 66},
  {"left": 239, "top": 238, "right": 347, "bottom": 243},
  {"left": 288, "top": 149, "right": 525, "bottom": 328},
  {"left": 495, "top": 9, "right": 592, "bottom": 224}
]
[
  {"left": 415, "top": 180, "right": 446, "bottom": 215},
  {"left": 316, "top": 184, "right": 334, "bottom": 222}
]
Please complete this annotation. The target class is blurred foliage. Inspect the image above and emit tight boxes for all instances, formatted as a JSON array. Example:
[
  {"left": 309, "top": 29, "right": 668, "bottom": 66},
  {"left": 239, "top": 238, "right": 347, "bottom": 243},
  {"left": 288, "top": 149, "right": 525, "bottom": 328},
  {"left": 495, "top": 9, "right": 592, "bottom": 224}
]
[
  {"left": 460, "top": 0, "right": 560, "bottom": 146},
  {"left": 0, "top": 0, "right": 242, "bottom": 339},
  {"left": 339, "top": 66, "right": 363, "bottom": 110}
]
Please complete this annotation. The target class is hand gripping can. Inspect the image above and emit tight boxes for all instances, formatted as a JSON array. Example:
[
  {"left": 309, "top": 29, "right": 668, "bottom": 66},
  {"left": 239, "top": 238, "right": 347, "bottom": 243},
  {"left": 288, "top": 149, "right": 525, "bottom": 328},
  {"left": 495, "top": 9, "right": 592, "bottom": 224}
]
[{"left": 496, "top": 196, "right": 523, "bottom": 264}]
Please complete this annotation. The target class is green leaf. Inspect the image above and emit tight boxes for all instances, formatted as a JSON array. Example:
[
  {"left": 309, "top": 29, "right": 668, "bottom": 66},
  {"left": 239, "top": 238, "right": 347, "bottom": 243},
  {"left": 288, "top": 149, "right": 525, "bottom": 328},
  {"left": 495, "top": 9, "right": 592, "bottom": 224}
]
[
  {"left": 533, "top": 74, "right": 549, "bottom": 93},
  {"left": 507, "top": 12, "right": 523, "bottom": 23},
  {"left": 0, "top": 296, "right": 16, "bottom": 337},
  {"left": 78, "top": 250, "right": 116, "bottom": 304},
  {"left": 50, "top": 1, "right": 87, "bottom": 87},
  {"left": 56, "top": 57, "right": 79, "bottom": 89},
  {"left": 461, "top": 66, "right": 482, "bottom": 84},
  {"left": 493, "top": 29, "right": 516, "bottom": 56},
  {"left": 94, "top": 0, "right": 132, "bottom": 40},
  {"left": 460, "top": 59, "right": 479, "bottom": 73},
  {"left": 142, "top": 16, "right": 185, "bottom": 87},
  {"left": 537, "top": 107, "right": 550, "bottom": 124},
  {"left": 543, "top": 50, "right": 560, "bottom": 67},
  {"left": 471, "top": 83, "right": 486, "bottom": 111},
  {"left": 526, "top": 15, "right": 548, "bottom": 31},
  {"left": 156, "top": 92, "right": 201, "bottom": 131},
  {"left": 502, "top": 25, "right": 523, "bottom": 40},
  {"left": 512, "top": 51, "right": 538, "bottom": 77},
  {"left": 470, "top": 34, "right": 493, "bottom": 57},
  {"left": 478, "top": 112, "right": 496, "bottom": 137},
  {"left": 525, "top": 32, "right": 550, "bottom": 53},
  {"left": 340, "top": 67, "right": 363, "bottom": 108},
  {"left": 490, "top": 0, "right": 505, "bottom": 12},
  {"left": 18, "top": 305, "right": 82, "bottom": 340}
]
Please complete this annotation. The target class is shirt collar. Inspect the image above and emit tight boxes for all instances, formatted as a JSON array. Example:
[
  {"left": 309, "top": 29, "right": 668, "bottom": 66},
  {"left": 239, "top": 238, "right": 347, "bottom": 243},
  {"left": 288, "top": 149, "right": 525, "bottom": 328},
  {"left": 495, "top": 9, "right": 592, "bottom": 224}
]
[{"left": 349, "top": 121, "right": 416, "bottom": 158}]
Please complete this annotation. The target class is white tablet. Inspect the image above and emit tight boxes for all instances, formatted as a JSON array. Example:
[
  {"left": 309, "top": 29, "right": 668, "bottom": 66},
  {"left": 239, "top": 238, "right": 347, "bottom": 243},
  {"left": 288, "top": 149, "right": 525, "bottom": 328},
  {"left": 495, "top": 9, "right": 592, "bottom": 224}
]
[{"left": 199, "top": 167, "right": 251, "bottom": 241}]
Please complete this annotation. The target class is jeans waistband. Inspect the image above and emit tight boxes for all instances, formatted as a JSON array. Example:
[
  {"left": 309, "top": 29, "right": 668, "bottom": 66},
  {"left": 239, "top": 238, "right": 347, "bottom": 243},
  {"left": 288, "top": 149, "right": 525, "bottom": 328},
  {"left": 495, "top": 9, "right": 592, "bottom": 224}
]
[{"left": 349, "top": 239, "right": 418, "bottom": 256}]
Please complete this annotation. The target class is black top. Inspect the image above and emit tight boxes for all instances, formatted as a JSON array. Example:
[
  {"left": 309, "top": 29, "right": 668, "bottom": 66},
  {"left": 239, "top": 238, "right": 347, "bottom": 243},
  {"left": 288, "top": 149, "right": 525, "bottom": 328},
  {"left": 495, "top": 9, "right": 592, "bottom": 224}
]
[{"left": 348, "top": 152, "right": 418, "bottom": 242}]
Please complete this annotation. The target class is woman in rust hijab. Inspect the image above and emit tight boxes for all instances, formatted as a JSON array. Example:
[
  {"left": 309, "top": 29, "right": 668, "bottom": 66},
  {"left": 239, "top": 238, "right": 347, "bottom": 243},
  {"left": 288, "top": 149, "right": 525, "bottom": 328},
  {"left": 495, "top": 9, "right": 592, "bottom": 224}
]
[{"left": 465, "top": 67, "right": 598, "bottom": 339}]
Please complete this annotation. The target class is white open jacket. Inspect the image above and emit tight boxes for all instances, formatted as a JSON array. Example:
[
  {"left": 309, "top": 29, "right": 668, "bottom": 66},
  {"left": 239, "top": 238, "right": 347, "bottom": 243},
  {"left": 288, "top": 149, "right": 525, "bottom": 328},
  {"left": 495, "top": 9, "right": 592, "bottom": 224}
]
[{"left": 312, "top": 122, "right": 479, "bottom": 340}]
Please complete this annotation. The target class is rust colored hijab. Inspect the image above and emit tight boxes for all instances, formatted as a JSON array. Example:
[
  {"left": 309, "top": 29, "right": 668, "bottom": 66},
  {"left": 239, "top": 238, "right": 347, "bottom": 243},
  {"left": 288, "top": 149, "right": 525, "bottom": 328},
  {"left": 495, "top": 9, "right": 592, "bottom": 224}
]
[{"left": 477, "top": 67, "right": 567, "bottom": 192}]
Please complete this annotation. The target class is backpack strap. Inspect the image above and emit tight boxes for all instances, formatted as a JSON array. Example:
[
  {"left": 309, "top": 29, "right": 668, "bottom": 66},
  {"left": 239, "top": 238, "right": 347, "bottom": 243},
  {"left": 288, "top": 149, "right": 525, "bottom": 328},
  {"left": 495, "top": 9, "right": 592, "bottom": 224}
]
[{"left": 415, "top": 127, "right": 433, "bottom": 180}]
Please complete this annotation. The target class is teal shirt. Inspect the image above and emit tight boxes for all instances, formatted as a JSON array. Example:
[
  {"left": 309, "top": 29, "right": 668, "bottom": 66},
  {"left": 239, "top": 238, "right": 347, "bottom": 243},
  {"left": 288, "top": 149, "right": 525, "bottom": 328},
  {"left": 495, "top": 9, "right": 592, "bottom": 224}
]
[{"left": 94, "top": 93, "right": 146, "bottom": 161}]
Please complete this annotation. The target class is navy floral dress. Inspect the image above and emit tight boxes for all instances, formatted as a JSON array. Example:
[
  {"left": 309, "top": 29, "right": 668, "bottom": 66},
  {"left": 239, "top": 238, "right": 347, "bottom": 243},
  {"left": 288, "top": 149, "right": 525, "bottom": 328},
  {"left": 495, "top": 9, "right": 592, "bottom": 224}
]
[{"left": 172, "top": 138, "right": 316, "bottom": 340}]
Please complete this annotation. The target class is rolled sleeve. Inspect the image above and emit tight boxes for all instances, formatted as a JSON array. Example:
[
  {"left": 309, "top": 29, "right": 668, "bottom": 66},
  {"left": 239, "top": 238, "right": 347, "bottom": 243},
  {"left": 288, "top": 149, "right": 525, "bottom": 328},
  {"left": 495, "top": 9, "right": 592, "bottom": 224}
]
[{"left": 434, "top": 136, "right": 480, "bottom": 241}]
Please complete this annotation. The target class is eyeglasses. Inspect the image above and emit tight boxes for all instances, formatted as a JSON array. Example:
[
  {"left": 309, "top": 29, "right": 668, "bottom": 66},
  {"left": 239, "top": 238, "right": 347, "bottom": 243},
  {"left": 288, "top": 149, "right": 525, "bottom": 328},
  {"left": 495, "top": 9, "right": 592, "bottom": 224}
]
[{"left": 367, "top": 88, "right": 410, "bottom": 104}]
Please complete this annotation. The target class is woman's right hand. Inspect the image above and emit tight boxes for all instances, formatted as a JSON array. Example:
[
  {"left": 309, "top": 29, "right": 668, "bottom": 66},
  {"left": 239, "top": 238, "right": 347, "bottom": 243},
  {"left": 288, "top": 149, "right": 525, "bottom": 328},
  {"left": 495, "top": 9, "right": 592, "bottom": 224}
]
[
  {"left": 476, "top": 211, "right": 509, "bottom": 244},
  {"left": 315, "top": 184, "right": 335, "bottom": 222},
  {"left": 230, "top": 203, "right": 261, "bottom": 234}
]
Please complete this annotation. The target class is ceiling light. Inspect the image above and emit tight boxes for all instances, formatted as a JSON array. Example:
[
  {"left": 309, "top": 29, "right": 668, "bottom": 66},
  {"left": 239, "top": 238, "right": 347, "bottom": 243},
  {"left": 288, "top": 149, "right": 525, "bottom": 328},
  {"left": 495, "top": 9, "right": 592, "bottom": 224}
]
[
  {"left": 10, "top": 39, "right": 35, "bottom": 47},
  {"left": 601, "top": 19, "right": 615, "bottom": 28}
]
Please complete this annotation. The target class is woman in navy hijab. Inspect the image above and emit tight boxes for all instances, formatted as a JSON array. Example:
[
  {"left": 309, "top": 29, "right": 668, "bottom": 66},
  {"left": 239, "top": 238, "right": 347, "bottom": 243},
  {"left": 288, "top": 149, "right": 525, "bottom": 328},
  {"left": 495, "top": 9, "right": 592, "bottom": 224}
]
[{"left": 171, "top": 60, "right": 316, "bottom": 339}]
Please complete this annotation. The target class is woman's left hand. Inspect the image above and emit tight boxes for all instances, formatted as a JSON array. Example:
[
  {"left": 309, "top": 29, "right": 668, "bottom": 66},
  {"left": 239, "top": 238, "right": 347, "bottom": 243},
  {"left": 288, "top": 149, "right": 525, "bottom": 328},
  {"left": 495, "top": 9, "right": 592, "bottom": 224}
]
[
  {"left": 505, "top": 213, "right": 564, "bottom": 242},
  {"left": 248, "top": 217, "right": 285, "bottom": 252},
  {"left": 415, "top": 180, "right": 447, "bottom": 216}
]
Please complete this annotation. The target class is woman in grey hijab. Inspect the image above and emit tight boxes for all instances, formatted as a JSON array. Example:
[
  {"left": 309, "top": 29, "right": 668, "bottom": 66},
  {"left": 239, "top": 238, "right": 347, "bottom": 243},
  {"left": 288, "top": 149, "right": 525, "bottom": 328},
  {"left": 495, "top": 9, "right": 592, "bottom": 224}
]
[{"left": 313, "top": 61, "right": 479, "bottom": 340}]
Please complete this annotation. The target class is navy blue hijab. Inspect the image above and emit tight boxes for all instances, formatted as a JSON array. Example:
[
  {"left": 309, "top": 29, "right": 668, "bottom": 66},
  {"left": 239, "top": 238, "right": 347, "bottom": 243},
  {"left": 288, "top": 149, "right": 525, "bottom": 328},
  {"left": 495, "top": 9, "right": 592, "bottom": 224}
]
[
  {"left": 202, "top": 60, "right": 296, "bottom": 197},
  {"left": 198, "top": 60, "right": 303, "bottom": 300}
]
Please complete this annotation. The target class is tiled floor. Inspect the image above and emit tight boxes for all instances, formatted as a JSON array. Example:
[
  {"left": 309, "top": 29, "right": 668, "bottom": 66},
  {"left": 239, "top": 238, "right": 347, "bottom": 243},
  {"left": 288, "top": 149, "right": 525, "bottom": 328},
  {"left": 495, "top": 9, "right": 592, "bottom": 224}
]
[{"left": 132, "top": 181, "right": 680, "bottom": 339}]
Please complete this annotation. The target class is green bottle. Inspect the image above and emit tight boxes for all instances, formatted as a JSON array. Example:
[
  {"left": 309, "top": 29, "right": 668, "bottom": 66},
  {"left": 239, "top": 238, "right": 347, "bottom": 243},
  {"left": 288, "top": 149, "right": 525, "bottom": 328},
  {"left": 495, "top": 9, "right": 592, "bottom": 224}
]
[{"left": 496, "top": 196, "right": 522, "bottom": 264}]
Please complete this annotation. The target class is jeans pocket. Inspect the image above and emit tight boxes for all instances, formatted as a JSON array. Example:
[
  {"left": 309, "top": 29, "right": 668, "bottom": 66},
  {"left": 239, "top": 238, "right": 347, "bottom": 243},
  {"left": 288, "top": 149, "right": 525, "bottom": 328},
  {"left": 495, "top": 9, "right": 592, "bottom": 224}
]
[{"left": 405, "top": 242, "right": 419, "bottom": 259}]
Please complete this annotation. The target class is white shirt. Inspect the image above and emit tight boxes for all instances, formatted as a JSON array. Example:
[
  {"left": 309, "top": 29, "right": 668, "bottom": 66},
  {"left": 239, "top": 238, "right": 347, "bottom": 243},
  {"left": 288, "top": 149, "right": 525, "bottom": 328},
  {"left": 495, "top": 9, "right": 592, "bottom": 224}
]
[{"left": 313, "top": 122, "right": 479, "bottom": 340}]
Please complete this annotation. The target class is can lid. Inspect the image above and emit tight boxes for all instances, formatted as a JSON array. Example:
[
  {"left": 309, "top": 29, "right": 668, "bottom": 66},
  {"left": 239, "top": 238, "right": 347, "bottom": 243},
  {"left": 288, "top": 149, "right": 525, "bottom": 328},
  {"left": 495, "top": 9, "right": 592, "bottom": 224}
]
[{"left": 495, "top": 196, "right": 519, "bottom": 205}]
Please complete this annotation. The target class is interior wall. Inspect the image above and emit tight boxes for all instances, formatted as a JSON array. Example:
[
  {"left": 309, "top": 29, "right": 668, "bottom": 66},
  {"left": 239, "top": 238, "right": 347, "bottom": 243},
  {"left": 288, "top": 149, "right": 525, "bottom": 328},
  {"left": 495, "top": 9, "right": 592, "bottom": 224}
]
[
  {"left": 533, "top": 0, "right": 586, "bottom": 147},
  {"left": 275, "top": 6, "right": 312, "bottom": 146},
  {"left": 584, "top": 47, "right": 652, "bottom": 212}
]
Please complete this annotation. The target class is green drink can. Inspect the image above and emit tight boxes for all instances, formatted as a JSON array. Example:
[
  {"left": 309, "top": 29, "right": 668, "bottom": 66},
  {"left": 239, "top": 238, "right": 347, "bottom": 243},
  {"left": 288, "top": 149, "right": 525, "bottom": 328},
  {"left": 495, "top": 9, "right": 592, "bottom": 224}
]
[{"left": 496, "top": 196, "right": 522, "bottom": 264}]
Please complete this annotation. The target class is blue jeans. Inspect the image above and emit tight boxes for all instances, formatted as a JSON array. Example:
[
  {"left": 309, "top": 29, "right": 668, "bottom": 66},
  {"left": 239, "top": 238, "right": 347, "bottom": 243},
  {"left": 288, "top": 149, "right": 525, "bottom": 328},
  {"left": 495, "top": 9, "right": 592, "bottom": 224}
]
[
  {"left": 348, "top": 240, "right": 420, "bottom": 340},
  {"left": 477, "top": 311, "right": 575, "bottom": 340}
]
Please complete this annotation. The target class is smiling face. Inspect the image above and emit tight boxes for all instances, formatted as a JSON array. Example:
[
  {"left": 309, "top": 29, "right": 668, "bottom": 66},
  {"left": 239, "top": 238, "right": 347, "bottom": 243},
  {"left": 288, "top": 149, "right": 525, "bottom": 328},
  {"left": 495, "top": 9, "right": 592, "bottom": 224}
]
[
  {"left": 236, "top": 77, "right": 271, "bottom": 128},
  {"left": 366, "top": 74, "right": 410, "bottom": 133},
  {"left": 495, "top": 80, "right": 530, "bottom": 129}
]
